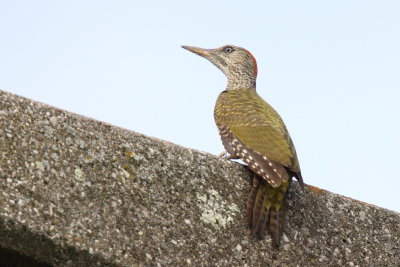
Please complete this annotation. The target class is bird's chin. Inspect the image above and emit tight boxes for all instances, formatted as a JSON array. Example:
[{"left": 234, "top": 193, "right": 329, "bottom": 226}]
[{"left": 210, "top": 61, "right": 227, "bottom": 76}]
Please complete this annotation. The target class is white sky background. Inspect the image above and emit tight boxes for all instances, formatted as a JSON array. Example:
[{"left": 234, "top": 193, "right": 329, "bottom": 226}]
[{"left": 1, "top": 1, "right": 399, "bottom": 212}]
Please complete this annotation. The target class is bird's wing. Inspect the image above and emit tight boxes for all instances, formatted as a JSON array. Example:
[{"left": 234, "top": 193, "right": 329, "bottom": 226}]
[
  {"left": 229, "top": 123, "right": 295, "bottom": 168},
  {"left": 216, "top": 91, "right": 299, "bottom": 172}
]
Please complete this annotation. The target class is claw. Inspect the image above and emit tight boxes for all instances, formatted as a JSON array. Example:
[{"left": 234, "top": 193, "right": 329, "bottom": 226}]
[
  {"left": 218, "top": 151, "right": 240, "bottom": 160},
  {"left": 218, "top": 151, "right": 227, "bottom": 158}
]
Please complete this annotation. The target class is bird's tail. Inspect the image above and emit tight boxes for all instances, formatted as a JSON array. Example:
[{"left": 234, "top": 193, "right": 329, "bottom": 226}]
[{"left": 246, "top": 175, "right": 290, "bottom": 248}]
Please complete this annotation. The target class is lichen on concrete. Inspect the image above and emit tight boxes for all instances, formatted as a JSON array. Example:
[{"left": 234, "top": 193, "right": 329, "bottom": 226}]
[
  {"left": 196, "top": 189, "right": 240, "bottom": 229},
  {"left": 1, "top": 90, "right": 399, "bottom": 266}
]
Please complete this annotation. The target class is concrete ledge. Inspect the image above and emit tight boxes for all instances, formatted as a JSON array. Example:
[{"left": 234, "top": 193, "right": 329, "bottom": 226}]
[{"left": 1, "top": 90, "right": 399, "bottom": 266}]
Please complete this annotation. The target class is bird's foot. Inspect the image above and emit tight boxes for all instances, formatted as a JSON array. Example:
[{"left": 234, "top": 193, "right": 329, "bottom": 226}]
[{"left": 218, "top": 151, "right": 240, "bottom": 160}]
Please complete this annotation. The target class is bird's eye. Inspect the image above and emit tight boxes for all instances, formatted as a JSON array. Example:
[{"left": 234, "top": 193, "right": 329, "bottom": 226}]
[{"left": 224, "top": 46, "right": 233, "bottom": 53}]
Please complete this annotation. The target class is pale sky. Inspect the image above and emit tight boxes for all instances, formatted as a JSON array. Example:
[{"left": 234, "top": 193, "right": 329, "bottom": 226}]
[{"left": 1, "top": 1, "right": 399, "bottom": 212}]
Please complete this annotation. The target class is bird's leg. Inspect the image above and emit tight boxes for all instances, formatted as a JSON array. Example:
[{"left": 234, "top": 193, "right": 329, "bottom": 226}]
[
  {"left": 218, "top": 151, "right": 240, "bottom": 160},
  {"left": 252, "top": 175, "right": 260, "bottom": 187}
]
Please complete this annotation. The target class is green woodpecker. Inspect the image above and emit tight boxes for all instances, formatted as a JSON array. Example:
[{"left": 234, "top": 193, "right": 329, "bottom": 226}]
[{"left": 182, "top": 44, "right": 303, "bottom": 247}]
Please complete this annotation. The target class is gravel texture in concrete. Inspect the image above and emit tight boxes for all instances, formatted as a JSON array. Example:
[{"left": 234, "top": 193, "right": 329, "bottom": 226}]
[{"left": 1, "top": 90, "right": 399, "bottom": 266}]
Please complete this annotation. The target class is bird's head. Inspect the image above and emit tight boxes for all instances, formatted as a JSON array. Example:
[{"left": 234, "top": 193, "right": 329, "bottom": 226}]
[{"left": 182, "top": 45, "right": 258, "bottom": 90}]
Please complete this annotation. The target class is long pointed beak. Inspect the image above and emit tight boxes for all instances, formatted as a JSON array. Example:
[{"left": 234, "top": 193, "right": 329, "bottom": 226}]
[{"left": 181, "top": 45, "right": 212, "bottom": 58}]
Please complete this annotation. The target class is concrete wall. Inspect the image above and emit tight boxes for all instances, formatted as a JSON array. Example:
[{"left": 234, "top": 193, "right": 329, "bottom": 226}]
[{"left": 1, "top": 90, "right": 399, "bottom": 266}]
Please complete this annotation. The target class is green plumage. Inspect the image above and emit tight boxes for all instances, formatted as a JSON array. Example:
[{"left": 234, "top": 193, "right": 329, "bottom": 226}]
[{"left": 214, "top": 88, "right": 300, "bottom": 174}]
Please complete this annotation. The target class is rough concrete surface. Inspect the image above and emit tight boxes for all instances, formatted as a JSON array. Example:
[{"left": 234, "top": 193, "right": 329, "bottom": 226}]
[{"left": 0, "top": 89, "right": 399, "bottom": 266}]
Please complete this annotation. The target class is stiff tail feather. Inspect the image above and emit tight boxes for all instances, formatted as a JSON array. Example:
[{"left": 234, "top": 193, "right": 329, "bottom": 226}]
[{"left": 246, "top": 175, "right": 289, "bottom": 248}]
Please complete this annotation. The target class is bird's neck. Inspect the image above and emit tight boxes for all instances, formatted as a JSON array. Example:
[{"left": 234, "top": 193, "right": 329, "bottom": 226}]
[{"left": 226, "top": 76, "right": 256, "bottom": 91}]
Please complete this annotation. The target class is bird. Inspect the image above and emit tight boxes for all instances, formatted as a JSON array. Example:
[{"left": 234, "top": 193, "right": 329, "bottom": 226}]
[{"left": 182, "top": 44, "right": 303, "bottom": 248}]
